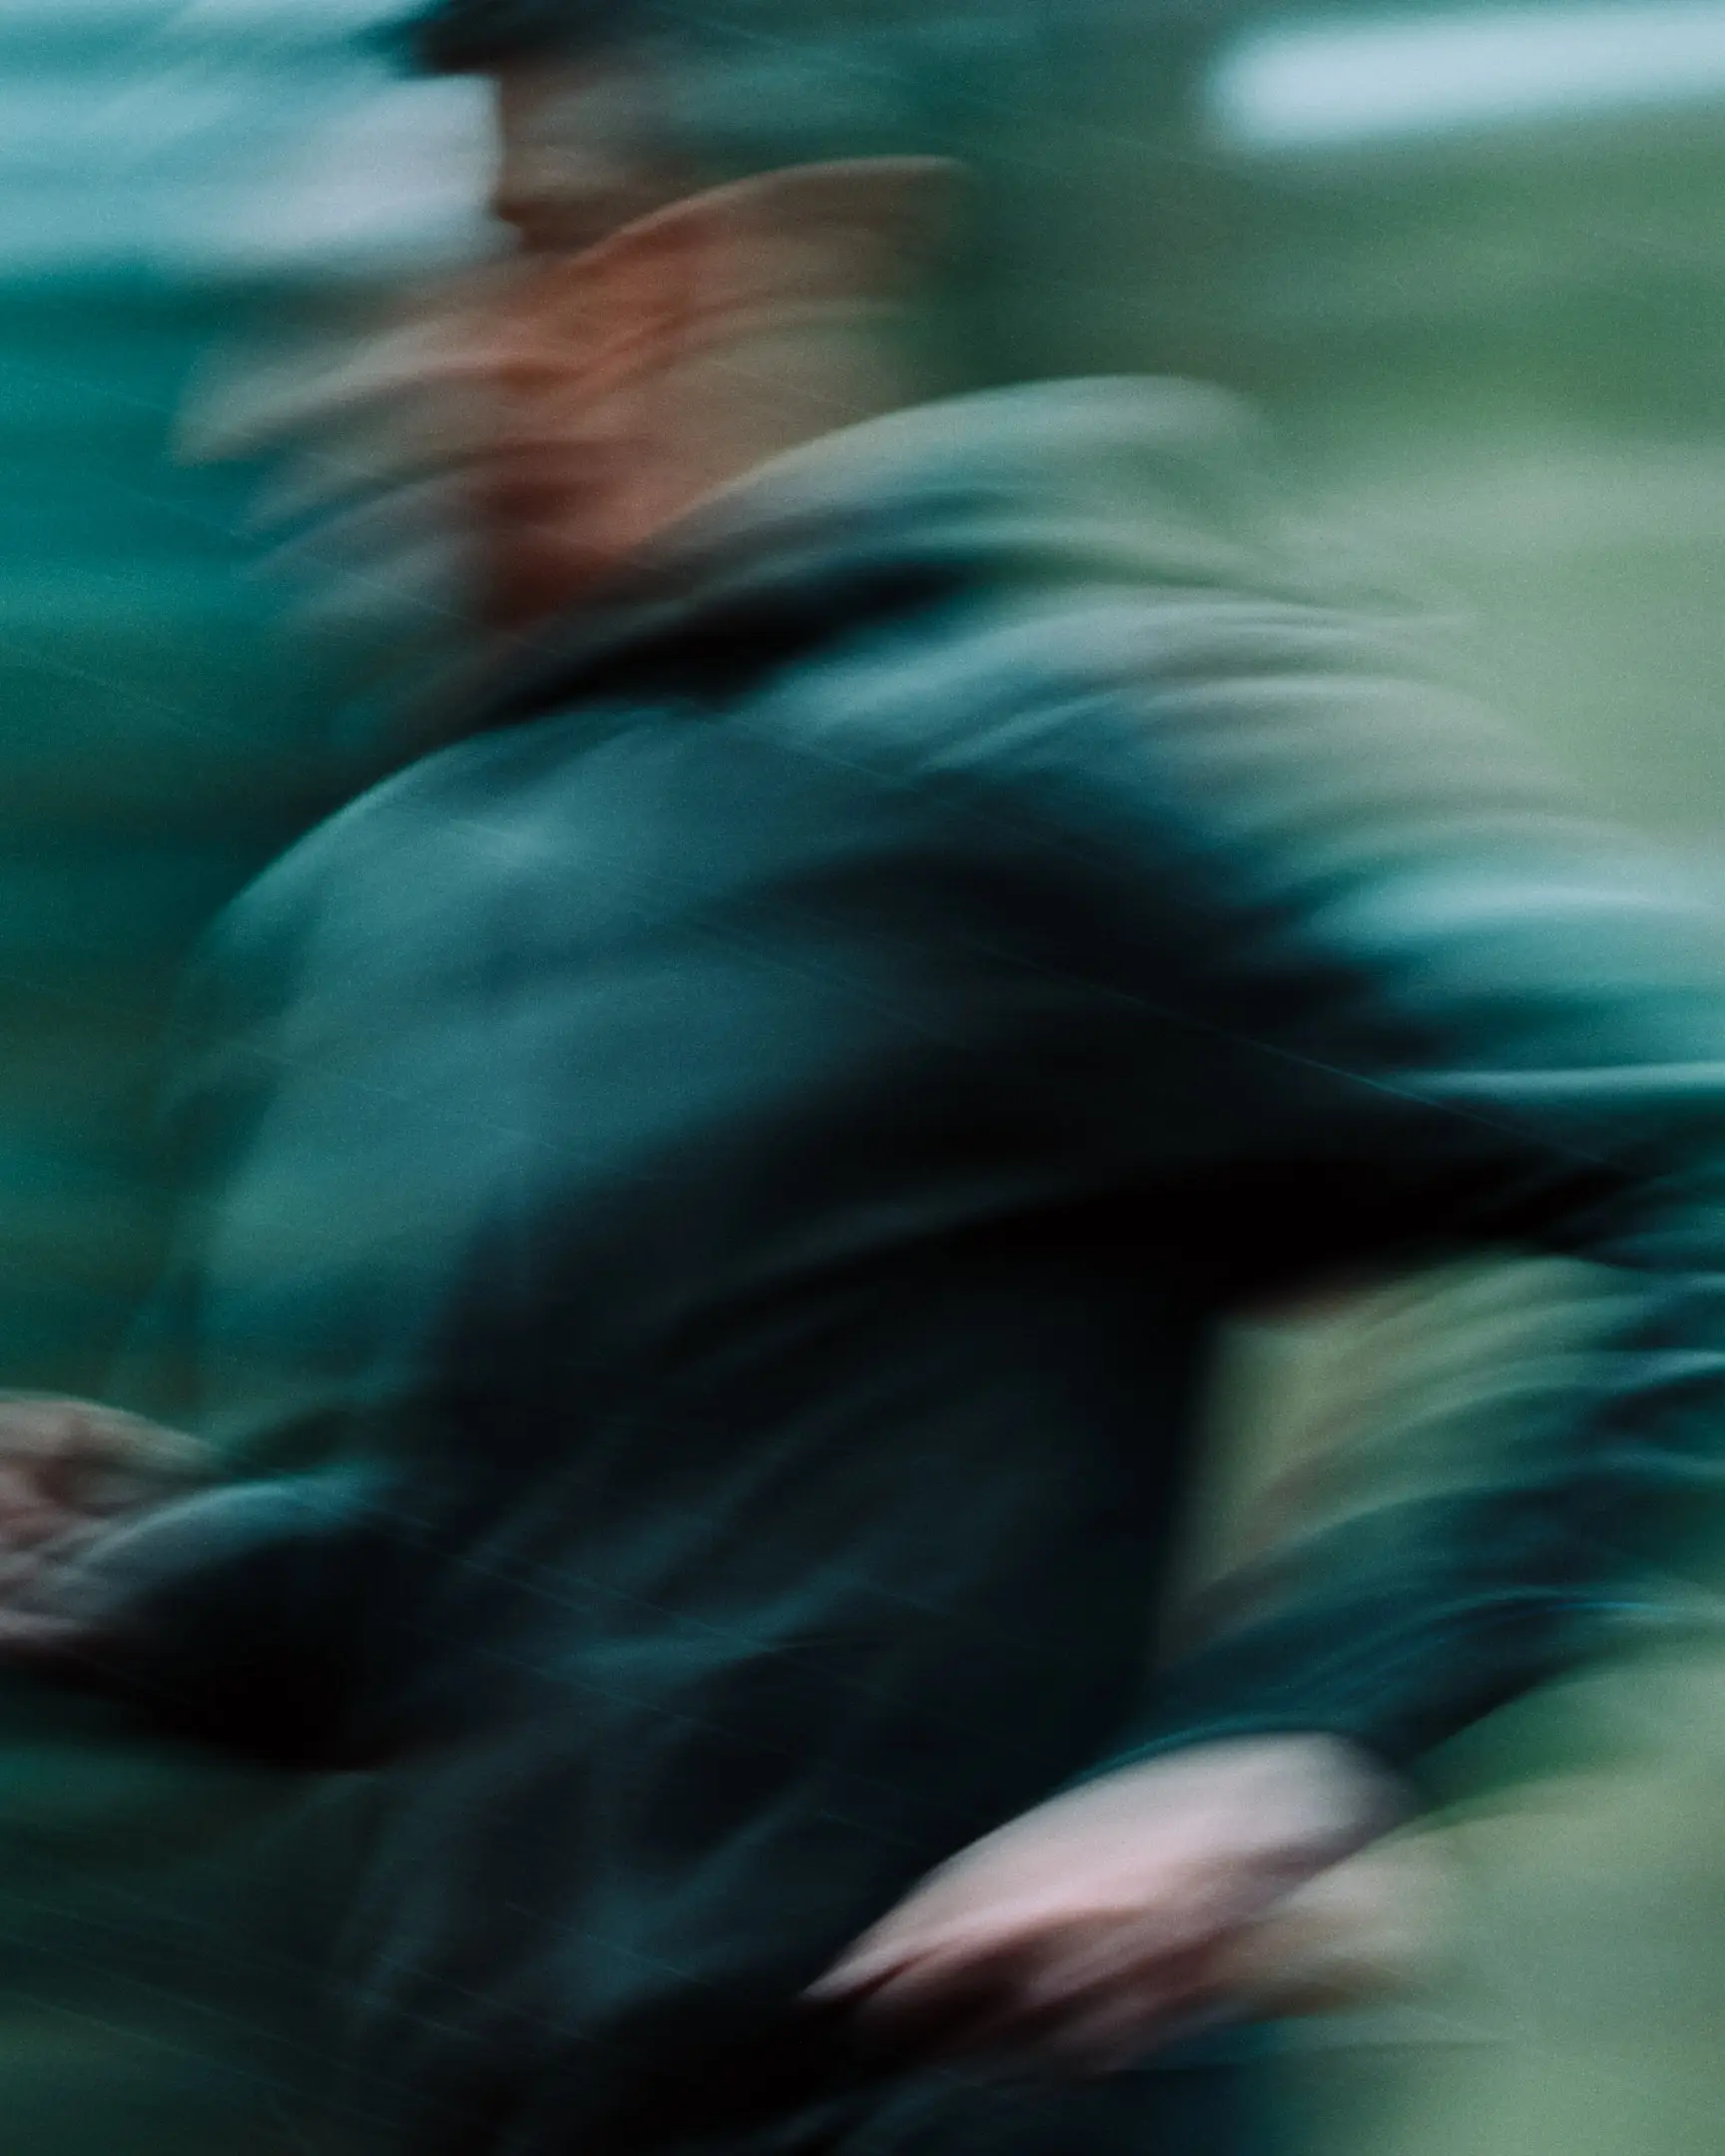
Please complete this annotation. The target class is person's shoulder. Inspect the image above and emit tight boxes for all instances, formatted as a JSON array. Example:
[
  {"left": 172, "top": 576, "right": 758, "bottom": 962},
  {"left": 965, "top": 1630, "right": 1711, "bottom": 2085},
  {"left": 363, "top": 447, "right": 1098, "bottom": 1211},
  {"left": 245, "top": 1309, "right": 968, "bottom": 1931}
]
[
  {"left": 736, "top": 541, "right": 1598, "bottom": 986},
  {"left": 741, "top": 584, "right": 1151, "bottom": 789},
  {"left": 743, "top": 567, "right": 1427, "bottom": 834}
]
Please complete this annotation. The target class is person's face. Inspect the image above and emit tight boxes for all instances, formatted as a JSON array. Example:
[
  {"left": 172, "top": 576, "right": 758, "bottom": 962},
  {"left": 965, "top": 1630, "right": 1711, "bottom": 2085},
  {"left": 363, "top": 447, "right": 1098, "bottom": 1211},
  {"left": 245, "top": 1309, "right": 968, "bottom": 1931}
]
[
  {"left": 487, "top": 55, "right": 692, "bottom": 253},
  {"left": 185, "top": 54, "right": 942, "bottom": 685},
  {"left": 184, "top": 52, "right": 686, "bottom": 689}
]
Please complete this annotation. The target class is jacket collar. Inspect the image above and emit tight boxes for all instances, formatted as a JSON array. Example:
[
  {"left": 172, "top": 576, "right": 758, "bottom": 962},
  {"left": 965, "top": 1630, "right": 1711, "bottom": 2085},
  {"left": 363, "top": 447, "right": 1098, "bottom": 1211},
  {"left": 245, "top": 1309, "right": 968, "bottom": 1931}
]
[{"left": 459, "top": 375, "right": 1275, "bottom": 731}]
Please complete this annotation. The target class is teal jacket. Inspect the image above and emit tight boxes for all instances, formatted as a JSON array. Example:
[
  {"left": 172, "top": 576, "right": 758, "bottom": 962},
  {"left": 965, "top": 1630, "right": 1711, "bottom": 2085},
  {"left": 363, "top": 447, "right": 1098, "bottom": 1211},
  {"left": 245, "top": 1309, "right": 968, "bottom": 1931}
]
[{"left": 45, "top": 378, "right": 1725, "bottom": 2151}]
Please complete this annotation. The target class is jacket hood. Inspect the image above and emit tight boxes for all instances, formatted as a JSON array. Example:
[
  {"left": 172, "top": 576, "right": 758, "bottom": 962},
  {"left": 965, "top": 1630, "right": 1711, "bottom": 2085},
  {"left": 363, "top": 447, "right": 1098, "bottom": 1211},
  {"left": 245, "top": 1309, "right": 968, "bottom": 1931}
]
[{"left": 464, "top": 376, "right": 1312, "bottom": 732}]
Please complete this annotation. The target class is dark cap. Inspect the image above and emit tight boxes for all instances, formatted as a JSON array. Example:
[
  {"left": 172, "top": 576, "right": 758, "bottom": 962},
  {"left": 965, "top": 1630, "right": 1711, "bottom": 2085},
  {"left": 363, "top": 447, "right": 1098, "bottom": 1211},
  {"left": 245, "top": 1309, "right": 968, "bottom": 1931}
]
[{"left": 390, "top": 0, "right": 652, "bottom": 71}]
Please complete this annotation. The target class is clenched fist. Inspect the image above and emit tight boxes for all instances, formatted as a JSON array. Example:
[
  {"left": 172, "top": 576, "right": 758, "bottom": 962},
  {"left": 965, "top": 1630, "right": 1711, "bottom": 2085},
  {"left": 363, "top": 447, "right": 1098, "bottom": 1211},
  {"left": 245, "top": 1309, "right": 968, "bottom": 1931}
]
[{"left": 810, "top": 1735, "right": 1432, "bottom": 2073}]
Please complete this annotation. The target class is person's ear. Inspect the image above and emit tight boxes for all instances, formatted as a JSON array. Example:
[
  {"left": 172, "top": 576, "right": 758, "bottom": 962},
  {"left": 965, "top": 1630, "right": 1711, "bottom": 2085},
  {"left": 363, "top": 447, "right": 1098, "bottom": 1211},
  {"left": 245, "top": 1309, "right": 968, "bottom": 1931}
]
[
  {"left": 465, "top": 154, "right": 971, "bottom": 415},
  {"left": 575, "top": 154, "right": 968, "bottom": 319}
]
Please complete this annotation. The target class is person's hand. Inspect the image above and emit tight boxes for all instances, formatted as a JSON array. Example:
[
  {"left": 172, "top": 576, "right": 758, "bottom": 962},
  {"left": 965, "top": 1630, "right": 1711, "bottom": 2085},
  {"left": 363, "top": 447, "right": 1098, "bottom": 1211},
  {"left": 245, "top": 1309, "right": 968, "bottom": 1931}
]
[
  {"left": 808, "top": 1735, "right": 1418, "bottom": 2073},
  {"left": 0, "top": 1396, "right": 212, "bottom": 1654}
]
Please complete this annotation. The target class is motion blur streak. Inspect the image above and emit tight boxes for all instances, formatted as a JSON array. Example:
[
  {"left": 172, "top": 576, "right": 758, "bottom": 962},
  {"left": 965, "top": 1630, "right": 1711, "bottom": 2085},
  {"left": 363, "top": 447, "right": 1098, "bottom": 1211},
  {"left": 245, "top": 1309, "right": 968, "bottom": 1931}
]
[{"left": 0, "top": 8, "right": 1723, "bottom": 2156}]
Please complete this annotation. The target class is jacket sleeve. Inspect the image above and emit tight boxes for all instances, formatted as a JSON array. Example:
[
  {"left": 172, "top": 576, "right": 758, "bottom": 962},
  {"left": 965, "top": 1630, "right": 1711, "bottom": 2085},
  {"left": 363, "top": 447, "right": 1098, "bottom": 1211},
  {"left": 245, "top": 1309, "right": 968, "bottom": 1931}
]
[
  {"left": 12, "top": 1469, "right": 393, "bottom": 1769},
  {"left": 954, "top": 585, "right": 1725, "bottom": 1776}
]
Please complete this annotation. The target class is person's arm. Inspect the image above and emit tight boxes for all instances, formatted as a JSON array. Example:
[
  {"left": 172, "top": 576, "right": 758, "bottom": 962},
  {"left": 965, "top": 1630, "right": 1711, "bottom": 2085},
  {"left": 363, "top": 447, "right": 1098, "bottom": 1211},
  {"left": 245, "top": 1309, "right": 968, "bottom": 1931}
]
[
  {"left": 816, "top": 572, "right": 1725, "bottom": 2060},
  {"left": 967, "top": 594, "right": 1725, "bottom": 1771},
  {"left": 0, "top": 1396, "right": 388, "bottom": 1769}
]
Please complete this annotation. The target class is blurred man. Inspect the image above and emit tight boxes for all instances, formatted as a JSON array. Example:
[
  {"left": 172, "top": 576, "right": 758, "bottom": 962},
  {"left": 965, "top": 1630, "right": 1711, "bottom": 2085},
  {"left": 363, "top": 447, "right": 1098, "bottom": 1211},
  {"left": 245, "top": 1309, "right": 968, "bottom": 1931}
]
[{"left": 9, "top": 4, "right": 1725, "bottom": 2154}]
